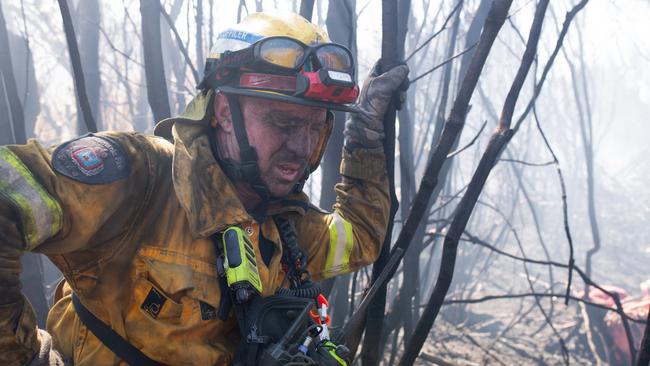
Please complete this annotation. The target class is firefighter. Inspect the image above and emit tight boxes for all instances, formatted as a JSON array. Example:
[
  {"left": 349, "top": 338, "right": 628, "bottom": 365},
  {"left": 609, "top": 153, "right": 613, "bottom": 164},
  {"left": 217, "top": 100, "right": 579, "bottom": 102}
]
[{"left": 0, "top": 11, "right": 408, "bottom": 365}]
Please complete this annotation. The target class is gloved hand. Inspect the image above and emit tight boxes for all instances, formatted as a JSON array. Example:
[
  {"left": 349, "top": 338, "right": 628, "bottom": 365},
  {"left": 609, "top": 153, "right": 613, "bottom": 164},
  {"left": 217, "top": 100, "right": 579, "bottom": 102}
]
[{"left": 344, "top": 62, "right": 409, "bottom": 149}]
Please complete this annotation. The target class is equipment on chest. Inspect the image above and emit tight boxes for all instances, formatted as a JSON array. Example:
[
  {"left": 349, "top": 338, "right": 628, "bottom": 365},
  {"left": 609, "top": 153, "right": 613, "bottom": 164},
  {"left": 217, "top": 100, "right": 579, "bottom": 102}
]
[{"left": 213, "top": 217, "right": 350, "bottom": 365}]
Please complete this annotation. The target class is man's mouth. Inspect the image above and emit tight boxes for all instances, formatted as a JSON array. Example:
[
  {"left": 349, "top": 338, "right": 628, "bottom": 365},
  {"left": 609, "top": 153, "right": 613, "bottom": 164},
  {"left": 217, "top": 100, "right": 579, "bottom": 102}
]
[{"left": 275, "top": 162, "right": 303, "bottom": 182}]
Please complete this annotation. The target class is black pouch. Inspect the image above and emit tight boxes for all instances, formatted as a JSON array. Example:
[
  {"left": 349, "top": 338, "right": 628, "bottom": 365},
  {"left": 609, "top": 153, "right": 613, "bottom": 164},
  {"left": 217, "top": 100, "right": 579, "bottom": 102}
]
[{"left": 234, "top": 295, "right": 314, "bottom": 366}]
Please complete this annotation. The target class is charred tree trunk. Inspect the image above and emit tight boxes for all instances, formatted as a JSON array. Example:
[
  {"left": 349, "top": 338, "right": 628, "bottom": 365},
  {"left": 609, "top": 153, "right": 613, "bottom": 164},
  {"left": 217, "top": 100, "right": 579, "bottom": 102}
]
[
  {"left": 196, "top": 0, "right": 204, "bottom": 73},
  {"left": 323, "top": 0, "right": 357, "bottom": 326},
  {"left": 237, "top": 0, "right": 247, "bottom": 23},
  {"left": 161, "top": 0, "right": 188, "bottom": 115},
  {"left": 321, "top": 0, "right": 357, "bottom": 210},
  {"left": 58, "top": 0, "right": 98, "bottom": 134},
  {"left": 1, "top": 32, "right": 40, "bottom": 143},
  {"left": 77, "top": 0, "right": 102, "bottom": 132},
  {"left": 394, "top": 0, "right": 417, "bottom": 343},
  {"left": 0, "top": 78, "right": 10, "bottom": 145},
  {"left": 140, "top": 0, "right": 171, "bottom": 124},
  {"left": 359, "top": 0, "right": 401, "bottom": 364},
  {"left": 0, "top": 3, "right": 27, "bottom": 144},
  {"left": 637, "top": 307, "right": 650, "bottom": 366},
  {"left": 299, "top": 0, "right": 315, "bottom": 21},
  {"left": 0, "top": 31, "right": 40, "bottom": 140}
]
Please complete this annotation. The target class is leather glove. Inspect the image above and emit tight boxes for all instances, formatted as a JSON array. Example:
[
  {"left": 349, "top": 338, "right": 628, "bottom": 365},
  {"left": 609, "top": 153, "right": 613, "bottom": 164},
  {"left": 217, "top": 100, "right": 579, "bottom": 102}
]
[{"left": 344, "top": 62, "right": 409, "bottom": 149}]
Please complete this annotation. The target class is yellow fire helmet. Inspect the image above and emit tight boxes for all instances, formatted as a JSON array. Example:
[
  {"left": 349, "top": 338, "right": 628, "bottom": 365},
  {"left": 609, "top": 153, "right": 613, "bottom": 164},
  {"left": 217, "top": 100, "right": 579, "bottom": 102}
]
[
  {"left": 200, "top": 10, "right": 358, "bottom": 109},
  {"left": 208, "top": 11, "right": 330, "bottom": 63}
]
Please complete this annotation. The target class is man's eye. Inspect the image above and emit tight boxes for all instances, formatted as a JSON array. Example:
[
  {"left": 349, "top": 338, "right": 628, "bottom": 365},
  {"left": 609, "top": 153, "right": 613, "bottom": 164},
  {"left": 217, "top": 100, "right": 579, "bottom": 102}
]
[{"left": 273, "top": 120, "right": 294, "bottom": 129}]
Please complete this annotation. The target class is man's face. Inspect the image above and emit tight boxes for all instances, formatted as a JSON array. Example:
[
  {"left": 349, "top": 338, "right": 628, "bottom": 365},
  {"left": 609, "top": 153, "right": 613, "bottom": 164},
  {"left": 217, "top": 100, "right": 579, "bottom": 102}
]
[{"left": 217, "top": 96, "right": 327, "bottom": 198}]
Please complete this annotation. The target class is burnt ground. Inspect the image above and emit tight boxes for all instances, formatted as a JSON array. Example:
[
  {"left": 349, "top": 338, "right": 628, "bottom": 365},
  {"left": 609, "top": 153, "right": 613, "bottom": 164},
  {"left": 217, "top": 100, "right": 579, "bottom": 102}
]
[{"left": 379, "top": 302, "right": 599, "bottom": 366}]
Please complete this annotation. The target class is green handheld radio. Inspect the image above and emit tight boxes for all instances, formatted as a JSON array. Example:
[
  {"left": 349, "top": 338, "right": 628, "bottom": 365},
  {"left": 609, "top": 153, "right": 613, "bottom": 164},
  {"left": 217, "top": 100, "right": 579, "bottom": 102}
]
[{"left": 221, "top": 226, "right": 263, "bottom": 304}]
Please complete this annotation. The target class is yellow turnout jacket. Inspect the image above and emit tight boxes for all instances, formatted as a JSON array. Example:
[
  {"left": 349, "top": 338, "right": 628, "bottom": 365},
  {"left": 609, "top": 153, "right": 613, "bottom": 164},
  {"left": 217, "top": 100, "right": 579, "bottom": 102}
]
[{"left": 0, "top": 91, "right": 389, "bottom": 365}]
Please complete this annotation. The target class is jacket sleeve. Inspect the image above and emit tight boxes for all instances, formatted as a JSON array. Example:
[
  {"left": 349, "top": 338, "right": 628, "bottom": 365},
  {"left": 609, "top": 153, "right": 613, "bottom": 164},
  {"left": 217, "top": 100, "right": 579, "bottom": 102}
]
[
  {"left": 295, "top": 146, "right": 389, "bottom": 281},
  {"left": 0, "top": 132, "right": 155, "bottom": 365}
]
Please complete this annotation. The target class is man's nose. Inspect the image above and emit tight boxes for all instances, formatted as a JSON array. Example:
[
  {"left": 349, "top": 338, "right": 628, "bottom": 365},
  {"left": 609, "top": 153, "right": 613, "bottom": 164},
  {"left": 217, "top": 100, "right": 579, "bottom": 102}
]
[{"left": 284, "top": 126, "right": 312, "bottom": 157}]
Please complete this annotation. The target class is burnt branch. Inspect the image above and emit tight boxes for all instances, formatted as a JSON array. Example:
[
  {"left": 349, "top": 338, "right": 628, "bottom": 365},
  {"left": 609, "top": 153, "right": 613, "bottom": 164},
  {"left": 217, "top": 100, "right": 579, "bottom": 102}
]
[
  {"left": 140, "top": 0, "right": 171, "bottom": 123},
  {"left": 405, "top": 0, "right": 463, "bottom": 62},
  {"left": 57, "top": 0, "right": 98, "bottom": 133},
  {"left": 160, "top": 6, "right": 200, "bottom": 85},
  {"left": 352, "top": 0, "right": 402, "bottom": 362},
  {"left": 409, "top": 42, "right": 477, "bottom": 84},
  {"left": 637, "top": 308, "right": 650, "bottom": 365},
  {"left": 499, "top": 158, "right": 554, "bottom": 166},
  {"left": 0, "top": 3, "right": 27, "bottom": 143},
  {"left": 446, "top": 120, "right": 488, "bottom": 158},
  {"left": 299, "top": 0, "right": 315, "bottom": 21}
]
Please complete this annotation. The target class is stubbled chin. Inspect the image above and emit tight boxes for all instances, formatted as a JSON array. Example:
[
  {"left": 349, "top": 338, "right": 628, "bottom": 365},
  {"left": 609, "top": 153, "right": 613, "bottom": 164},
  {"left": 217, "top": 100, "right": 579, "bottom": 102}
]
[
  {"left": 268, "top": 183, "right": 295, "bottom": 197},
  {"left": 263, "top": 166, "right": 307, "bottom": 197},
  {"left": 266, "top": 176, "right": 301, "bottom": 197}
]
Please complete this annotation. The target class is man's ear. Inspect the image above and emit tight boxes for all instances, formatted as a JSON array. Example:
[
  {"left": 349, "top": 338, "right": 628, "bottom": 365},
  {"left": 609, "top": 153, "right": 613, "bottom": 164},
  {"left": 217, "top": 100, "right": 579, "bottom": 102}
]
[{"left": 211, "top": 92, "right": 233, "bottom": 132}]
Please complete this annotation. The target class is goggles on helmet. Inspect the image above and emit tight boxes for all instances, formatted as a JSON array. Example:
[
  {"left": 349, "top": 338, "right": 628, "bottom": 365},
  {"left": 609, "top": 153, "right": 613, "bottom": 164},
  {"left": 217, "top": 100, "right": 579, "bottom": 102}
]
[
  {"left": 218, "top": 36, "right": 354, "bottom": 75},
  {"left": 203, "top": 36, "right": 359, "bottom": 105}
]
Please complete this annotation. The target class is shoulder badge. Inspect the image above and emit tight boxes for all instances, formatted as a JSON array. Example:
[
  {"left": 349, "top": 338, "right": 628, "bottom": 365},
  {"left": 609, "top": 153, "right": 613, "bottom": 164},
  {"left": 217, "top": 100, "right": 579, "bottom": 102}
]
[{"left": 52, "top": 134, "right": 131, "bottom": 184}]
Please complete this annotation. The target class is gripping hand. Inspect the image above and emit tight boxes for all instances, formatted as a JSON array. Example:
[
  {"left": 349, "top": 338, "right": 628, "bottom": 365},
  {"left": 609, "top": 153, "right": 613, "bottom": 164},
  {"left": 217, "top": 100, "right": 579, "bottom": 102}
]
[{"left": 344, "top": 62, "right": 409, "bottom": 149}]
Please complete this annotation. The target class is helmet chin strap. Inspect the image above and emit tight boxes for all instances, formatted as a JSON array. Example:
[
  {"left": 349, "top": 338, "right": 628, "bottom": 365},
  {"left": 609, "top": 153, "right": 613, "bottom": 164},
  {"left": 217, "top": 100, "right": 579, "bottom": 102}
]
[{"left": 216, "top": 94, "right": 272, "bottom": 205}]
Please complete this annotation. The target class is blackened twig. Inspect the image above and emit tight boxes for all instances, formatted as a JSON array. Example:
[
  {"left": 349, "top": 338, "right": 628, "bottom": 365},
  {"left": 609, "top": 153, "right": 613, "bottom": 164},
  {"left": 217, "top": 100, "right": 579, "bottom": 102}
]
[
  {"left": 57, "top": 0, "right": 98, "bottom": 133},
  {"left": 405, "top": 0, "right": 463, "bottom": 62},
  {"left": 446, "top": 120, "right": 488, "bottom": 158},
  {"left": 160, "top": 6, "right": 200, "bottom": 85},
  {"left": 409, "top": 43, "right": 478, "bottom": 84},
  {"left": 499, "top": 158, "right": 554, "bottom": 166},
  {"left": 637, "top": 307, "right": 650, "bottom": 365}
]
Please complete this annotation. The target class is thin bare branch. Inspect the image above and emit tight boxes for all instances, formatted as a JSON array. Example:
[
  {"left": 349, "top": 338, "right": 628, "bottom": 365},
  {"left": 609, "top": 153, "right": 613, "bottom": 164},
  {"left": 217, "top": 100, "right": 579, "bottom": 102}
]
[
  {"left": 409, "top": 42, "right": 477, "bottom": 84},
  {"left": 446, "top": 120, "right": 488, "bottom": 158},
  {"left": 405, "top": 0, "right": 463, "bottom": 62},
  {"left": 160, "top": 5, "right": 200, "bottom": 85},
  {"left": 499, "top": 158, "right": 554, "bottom": 166}
]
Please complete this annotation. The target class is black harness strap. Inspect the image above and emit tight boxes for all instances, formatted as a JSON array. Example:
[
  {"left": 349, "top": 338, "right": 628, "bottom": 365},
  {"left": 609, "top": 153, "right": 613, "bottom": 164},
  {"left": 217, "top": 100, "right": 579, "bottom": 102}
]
[{"left": 71, "top": 293, "right": 160, "bottom": 366}]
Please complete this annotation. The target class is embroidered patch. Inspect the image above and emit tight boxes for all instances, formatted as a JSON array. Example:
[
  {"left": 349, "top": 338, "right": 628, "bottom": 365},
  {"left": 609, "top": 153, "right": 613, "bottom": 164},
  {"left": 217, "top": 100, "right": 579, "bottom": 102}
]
[
  {"left": 200, "top": 301, "right": 217, "bottom": 320},
  {"left": 71, "top": 146, "right": 104, "bottom": 175},
  {"left": 52, "top": 135, "right": 131, "bottom": 184},
  {"left": 141, "top": 287, "right": 167, "bottom": 319}
]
